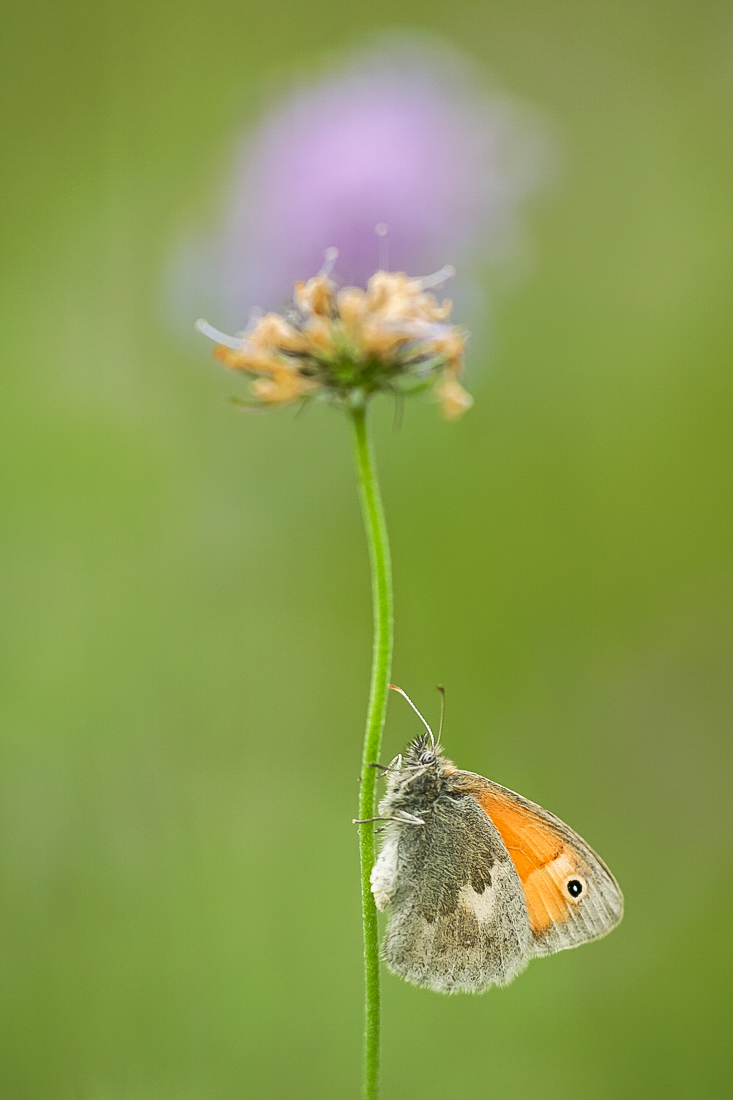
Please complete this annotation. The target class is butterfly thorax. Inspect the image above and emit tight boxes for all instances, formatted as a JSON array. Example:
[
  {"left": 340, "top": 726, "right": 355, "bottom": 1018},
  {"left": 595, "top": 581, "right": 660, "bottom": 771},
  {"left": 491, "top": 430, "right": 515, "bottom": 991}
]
[{"left": 380, "top": 739, "right": 460, "bottom": 819}]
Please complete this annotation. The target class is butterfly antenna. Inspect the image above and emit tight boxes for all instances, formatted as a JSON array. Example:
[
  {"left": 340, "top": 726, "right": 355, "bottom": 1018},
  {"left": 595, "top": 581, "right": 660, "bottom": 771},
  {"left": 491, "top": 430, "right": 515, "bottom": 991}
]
[
  {"left": 436, "top": 684, "right": 445, "bottom": 742},
  {"left": 389, "top": 684, "right": 435, "bottom": 748}
]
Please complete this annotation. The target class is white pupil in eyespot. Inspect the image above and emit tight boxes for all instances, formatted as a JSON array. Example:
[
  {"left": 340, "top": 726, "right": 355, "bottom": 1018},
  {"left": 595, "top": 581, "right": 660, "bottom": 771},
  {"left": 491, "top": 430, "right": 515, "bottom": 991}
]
[{"left": 567, "top": 879, "right": 584, "bottom": 898}]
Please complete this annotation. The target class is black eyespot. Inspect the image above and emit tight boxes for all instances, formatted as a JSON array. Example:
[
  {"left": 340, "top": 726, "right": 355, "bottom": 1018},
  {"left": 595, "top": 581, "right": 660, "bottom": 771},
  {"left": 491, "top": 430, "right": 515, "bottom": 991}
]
[
  {"left": 566, "top": 879, "right": 584, "bottom": 898},
  {"left": 421, "top": 751, "right": 436, "bottom": 765}
]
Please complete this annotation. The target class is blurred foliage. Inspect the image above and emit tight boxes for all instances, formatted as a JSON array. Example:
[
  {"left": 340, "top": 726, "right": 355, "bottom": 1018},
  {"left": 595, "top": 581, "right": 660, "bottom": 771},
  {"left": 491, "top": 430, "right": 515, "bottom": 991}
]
[{"left": 1, "top": 1, "right": 733, "bottom": 1097}]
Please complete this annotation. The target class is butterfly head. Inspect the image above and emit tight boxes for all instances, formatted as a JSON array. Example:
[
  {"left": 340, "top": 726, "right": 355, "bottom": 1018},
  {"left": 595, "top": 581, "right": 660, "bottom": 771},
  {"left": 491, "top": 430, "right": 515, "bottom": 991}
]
[
  {"left": 380, "top": 734, "right": 458, "bottom": 820},
  {"left": 404, "top": 732, "right": 440, "bottom": 769},
  {"left": 381, "top": 685, "right": 459, "bottom": 815}
]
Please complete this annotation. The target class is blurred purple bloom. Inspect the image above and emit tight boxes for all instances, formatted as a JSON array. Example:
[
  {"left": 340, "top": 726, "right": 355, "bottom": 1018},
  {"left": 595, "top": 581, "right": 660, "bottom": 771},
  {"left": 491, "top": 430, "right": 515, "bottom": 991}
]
[{"left": 177, "top": 35, "right": 546, "bottom": 331}]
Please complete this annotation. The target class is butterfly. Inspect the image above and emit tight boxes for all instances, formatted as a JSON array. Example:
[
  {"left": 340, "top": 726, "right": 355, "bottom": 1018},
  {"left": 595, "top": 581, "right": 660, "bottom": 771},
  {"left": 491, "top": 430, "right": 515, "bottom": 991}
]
[{"left": 367, "top": 686, "right": 623, "bottom": 993}]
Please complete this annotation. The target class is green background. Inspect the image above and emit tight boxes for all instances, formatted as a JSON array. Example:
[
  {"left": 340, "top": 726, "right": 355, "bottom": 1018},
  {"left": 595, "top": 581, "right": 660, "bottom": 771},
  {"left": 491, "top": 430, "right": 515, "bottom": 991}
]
[{"left": 2, "top": 1, "right": 733, "bottom": 1096}]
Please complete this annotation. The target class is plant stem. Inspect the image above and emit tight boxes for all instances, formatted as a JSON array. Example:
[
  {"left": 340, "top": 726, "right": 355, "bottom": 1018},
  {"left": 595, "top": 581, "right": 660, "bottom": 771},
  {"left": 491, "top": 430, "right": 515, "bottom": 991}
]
[{"left": 349, "top": 401, "right": 394, "bottom": 1100}]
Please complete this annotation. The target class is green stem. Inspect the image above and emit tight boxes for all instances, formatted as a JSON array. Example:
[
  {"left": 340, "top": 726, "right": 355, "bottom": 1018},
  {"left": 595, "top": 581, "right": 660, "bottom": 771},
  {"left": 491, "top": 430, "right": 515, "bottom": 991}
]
[{"left": 349, "top": 401, "right": 394, "bottom": 1100}]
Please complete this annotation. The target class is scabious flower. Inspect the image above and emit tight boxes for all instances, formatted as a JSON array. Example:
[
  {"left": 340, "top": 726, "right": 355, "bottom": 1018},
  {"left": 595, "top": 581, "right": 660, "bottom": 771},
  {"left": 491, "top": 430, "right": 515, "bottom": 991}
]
[
  {"left": 186, "top": 34, "right": 545, "bottom": 416},
  {"left": 196, "top": 250, "right": 473, "bottom": 417}
]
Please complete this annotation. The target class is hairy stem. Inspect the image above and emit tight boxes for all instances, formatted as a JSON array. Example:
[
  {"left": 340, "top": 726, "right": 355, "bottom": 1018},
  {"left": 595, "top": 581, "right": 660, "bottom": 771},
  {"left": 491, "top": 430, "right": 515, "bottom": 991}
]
[{"left": 349, "top": 401, "right": 394, "bottom": 1100}]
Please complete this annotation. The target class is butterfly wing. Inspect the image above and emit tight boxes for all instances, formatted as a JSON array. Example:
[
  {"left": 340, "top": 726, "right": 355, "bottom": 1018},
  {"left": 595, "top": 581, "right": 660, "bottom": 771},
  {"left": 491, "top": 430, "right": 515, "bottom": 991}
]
[
  {"left": 452, "top": 772, "right": 624, "bottom": 956},
  {"left": 372, "top": 793, "right": 532, "bottom": 992}
]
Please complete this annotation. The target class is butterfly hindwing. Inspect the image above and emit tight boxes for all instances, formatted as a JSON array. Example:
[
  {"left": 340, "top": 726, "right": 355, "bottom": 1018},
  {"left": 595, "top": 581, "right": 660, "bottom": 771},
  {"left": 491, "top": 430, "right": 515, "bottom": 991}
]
[{"left": 372, "top": 791, "right": 531, "bottom": 992}]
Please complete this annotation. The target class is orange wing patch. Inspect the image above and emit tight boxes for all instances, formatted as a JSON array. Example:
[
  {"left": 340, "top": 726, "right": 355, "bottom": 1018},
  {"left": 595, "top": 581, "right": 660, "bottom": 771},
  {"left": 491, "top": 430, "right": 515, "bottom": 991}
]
[{"left": 475, "top": 789, "right": 579, "bottom": 934}]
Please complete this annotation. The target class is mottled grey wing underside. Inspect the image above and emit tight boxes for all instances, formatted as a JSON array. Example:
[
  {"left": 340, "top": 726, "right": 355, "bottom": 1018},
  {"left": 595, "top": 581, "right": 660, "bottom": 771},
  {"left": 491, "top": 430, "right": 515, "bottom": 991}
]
[{"left": 372, "top": 795, "right": 531, "bottom": 993}]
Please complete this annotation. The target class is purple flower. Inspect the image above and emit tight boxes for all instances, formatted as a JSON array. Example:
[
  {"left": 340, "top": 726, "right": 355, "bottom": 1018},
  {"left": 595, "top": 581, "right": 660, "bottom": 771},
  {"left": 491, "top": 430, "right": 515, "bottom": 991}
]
[{"left": 176, "top": 34, "right": 545, "bottom": 333}]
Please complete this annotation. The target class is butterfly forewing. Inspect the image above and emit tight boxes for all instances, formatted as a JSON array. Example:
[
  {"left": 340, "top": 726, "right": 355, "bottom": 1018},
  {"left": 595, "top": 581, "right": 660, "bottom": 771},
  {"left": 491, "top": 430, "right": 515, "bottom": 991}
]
[{"left": 453, "top": 772, "right": 624, "bottom": 956}]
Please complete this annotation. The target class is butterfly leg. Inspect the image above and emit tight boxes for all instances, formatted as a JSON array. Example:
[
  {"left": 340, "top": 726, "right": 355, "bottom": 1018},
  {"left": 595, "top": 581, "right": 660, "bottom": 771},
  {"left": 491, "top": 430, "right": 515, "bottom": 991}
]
[{"left": 352, "top": 811, "right": 425, "bottom": 826}]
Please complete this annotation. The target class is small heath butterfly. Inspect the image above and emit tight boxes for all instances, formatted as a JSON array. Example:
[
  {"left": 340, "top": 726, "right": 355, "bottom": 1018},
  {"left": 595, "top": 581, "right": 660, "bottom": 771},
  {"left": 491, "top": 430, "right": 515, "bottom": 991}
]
[{"left": 367, "top": 686, "right": 623, "bottom": 993}]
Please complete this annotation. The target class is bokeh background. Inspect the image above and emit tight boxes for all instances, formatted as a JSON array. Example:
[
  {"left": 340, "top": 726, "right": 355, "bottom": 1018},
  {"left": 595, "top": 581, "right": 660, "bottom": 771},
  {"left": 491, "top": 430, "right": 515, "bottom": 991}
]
[{"left": 2, "top": 2, "right": 733, "bottom": 1097}]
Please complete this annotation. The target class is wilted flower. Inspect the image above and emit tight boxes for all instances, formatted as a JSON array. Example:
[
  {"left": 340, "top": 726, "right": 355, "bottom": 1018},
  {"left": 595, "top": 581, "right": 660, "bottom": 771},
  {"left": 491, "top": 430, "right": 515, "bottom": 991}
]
[
  {"left": 184, "top": 35, "right": 547, "bottom": 419},
  {"left": 196, "top": 250, "right": 473, "bottom": 418}
]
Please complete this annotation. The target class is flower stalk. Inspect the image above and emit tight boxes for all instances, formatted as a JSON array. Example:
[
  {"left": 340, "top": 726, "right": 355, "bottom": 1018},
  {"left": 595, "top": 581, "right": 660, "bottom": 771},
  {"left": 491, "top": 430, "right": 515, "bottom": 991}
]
[{"left": 350, "top": 400, "right": 393, "bottom": 1100}]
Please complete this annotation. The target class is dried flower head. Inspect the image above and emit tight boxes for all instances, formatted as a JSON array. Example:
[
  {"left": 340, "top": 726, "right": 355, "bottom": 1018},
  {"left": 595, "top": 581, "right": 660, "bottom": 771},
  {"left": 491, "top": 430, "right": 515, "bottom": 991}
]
[{"left": 196, "top": 250, "right": 472, "bottom": 418}]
